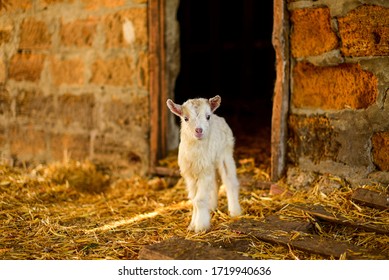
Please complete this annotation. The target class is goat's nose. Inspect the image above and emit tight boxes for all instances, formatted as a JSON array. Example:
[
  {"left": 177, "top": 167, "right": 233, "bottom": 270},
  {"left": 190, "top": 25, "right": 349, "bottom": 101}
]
[{"left": 195, "top": 128, "right": 203, "bottom": 134}]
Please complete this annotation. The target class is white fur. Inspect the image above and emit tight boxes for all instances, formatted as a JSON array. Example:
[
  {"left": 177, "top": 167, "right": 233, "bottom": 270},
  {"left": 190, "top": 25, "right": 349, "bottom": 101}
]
[{"left": 167, "top": 96, "right": 242, "bottom": 232}]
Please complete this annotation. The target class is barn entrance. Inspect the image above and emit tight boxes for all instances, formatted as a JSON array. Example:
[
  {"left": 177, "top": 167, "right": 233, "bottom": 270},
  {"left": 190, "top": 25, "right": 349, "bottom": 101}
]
[{"left": 174, "top": 0, "right": 275, "bottom": 168}]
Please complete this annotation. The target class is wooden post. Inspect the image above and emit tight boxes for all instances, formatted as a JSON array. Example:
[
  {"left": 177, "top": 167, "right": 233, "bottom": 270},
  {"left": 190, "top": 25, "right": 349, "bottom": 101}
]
[
  {"left": 149, "top": 0, "right": 167, "bottom": 170},
  {"left": 271, "top": 0, "right": 290, "bottom": 181}
]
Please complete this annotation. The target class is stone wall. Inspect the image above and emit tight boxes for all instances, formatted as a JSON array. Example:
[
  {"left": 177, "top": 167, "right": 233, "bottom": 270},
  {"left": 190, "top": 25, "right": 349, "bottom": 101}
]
[
  {"left": 0, "top": 0, "right": 150, "bottom": 175},
  {"left": 2, "top": 0, "right": 388, "bottom": 183},
  {"left": 287, "top": 0, "right": 389, "bottom": 183}
]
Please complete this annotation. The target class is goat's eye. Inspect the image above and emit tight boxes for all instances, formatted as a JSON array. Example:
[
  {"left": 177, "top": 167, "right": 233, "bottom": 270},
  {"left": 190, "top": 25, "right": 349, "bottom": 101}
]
[
  {"left": 184, "top": 116, "right": 189, "bottom": 122},
  {"left": 206, "top": 115, "right": 210, "bottom": 121}
]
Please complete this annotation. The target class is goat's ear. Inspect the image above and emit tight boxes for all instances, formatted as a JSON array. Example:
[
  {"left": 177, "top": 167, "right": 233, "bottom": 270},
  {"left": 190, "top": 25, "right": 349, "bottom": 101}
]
[
  {"left": 166, "top": 99, "right": 183, "bottom": 117},
  {"left": 209, "top": 95, "right": 221, "bottom": 113}
]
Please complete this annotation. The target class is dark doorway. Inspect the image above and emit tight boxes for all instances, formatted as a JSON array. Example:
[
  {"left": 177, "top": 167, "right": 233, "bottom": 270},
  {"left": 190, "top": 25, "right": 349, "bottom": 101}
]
[{"left": 175, "top": 0, "right": 275, "bottom": 166}]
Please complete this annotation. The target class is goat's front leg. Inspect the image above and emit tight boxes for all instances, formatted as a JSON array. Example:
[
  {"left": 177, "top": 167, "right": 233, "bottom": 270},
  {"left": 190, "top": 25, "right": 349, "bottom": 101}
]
[
  {"left": 191, "top": 173, "right": 216, "bottom": 232},
  {"left": 184, "top": 176, "right": 198, "bottom": 231},
  {"left": 188, "top": 205, "right": 198, "bottom": 231},
  {"left": 209, "top": 174, "right": 218, "bottom": 211}
]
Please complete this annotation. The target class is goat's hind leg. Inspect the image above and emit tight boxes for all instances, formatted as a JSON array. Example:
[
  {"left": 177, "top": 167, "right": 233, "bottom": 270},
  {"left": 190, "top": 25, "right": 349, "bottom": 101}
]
[{"left": 218, "top": 153, "right": 242, "bottom": 217}]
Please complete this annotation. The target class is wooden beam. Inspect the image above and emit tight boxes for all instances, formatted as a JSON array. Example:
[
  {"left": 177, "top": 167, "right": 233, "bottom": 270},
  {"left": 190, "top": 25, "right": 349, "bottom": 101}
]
[
  {"left": 229, "top": 218, "right": 387, "bottom": 259},
  {"left": 139, "top": 237, "right": 252, "bottom": 260},
  {"left": 294, "top": 204, "right": 389, "bottom": 235},
  {"left": 231, "top": 216, "right": 312, "bottom": 234},
  {"left": 160, "top": 0, "right": 168, "bottom": 162},
  {"left": 150, "top": 166, "right": 180, "bottom": 177},
  {"left": 271, "top": 0, "right": 290, "bottom": 181},
  {"left": 149, "top": 0, "right": 167, "bottom": 170},
  {"left": 351, "top": 188, "right": 389, "bottom": 210}
]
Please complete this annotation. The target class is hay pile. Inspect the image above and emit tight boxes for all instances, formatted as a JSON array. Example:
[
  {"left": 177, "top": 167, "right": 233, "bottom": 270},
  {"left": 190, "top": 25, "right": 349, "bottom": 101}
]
[
  {"left": 0, "top": 161, "right": 189, "bottom": 259},
  {"left": 0, "top": 137, "right": 388, "bottom": 259}
]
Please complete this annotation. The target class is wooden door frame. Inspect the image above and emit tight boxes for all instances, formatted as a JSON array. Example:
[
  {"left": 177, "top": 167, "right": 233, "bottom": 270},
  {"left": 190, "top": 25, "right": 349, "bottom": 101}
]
[
  {"left": 149, "top": 0, "right": 168, "bottom": 171},
  {"left": 148, "top": 0, "right": 290, "bottom": 181},
  {"left": 271, "top": 0, "right": 290, "bottom": 181}
]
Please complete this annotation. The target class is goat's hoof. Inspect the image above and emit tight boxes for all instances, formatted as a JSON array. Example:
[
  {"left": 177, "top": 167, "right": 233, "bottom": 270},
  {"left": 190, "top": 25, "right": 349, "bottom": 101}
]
[
  {"left": 194, "top": 226, "right": 210, "bottom": 233},
  {"left": 187, "top": 223, "right": 195, "bottom": 231},
  {"left": 187, "top": 221, "right": 210, "bottom": 233},
  {"left": 229, "top": 207, "right": 242, "bottom": 217},
  {"left": 209, "top": 201, "right": 218, "bottom": 212},
  {"left": 195, "top": 222, "right": 211, "bottom": 233}
]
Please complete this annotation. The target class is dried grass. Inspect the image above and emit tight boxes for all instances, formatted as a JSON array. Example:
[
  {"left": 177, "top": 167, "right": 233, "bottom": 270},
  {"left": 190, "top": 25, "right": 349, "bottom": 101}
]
[{"left": 1, "top": 139, "right": 388, "bottom": 259}]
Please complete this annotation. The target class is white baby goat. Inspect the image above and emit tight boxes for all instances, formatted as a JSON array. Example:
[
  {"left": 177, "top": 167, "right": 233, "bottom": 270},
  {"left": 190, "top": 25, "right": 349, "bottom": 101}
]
[{"left": 166, "top": 95, "right": 242, "bottom": 232}]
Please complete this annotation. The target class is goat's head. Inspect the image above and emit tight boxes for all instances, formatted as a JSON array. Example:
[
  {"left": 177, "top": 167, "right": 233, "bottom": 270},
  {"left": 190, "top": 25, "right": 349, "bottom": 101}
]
[{"left": 167, "top": 95, "right": 221, "bottom": 140}]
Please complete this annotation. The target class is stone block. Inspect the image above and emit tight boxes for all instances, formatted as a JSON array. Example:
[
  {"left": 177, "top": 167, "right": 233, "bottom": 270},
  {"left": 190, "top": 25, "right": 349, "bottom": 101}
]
[
  {"left": 57, "top": 93, "right": 95, "bottom": 129},
  {"left": 50, "top": 132, "right": 90, "bottom": 161},
  {"left": 0, "top": 26, "right": 12, "bottom": 45},
  {"left": 60, "top": 18, "right": 97, "bottom": 47},
  {"left": 15, "top": 89, "right": 54, "bottom": 120},
  {"left": 0, "top": 89, "right": 11, "bottom": 115},
  {"left": 39, "top": 0, "right": 75, "bottom": 7},
  {"left": 137, "top": 51, "right": 149, "bottom": 89},
  {"left": 90, "top": 56, "right": 134, "bottom": 86},
  {"left": 104, "top": 94, "right": 149, "bottom": 129},
  {"left": 81, "top": 0, "right": 124, "bottom": 10},
  {"left": 50, "top": 57, "right": 84, "bottom": 85},
  {"left": 93, "top": 134, "right": 141, "bottom": 161},
  {"left": 372, "top": 132, "right": 389, "bottom": 171},
  {"left": 1, "top": 0, "right": 31, "bottom": 13},
  {"left": 19, "top": 18, "right": 51, "bottom": 50},
  {"left": 0, "top": 124, "right": 6, "bottom": 147},
  {"left": 93, "top": 133, "right": 147, "bottom": 175},
  {"left": 288, "top": 114, "right": 340, "bottom": 164},
  {"left": 290, "top": 7, "right": 338, "bottom": 58},
  {"left": 9, "top": 124, "right": 46, "bottom": 160},
  {"left": 292, "top": 62, "right": 378, "bottom": 110},
  {"left": 338, "top": 5, "right": 389, "bottom": 57},
  {"left": 104, "top": 8, "right": 148, "bottom": 48},
  {"left": 9, "top": 53, "right": 45, "bottom": 82},
  {"left": 0, "top": 57, "right": 6, "bottom": 83}
]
